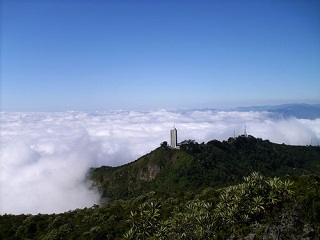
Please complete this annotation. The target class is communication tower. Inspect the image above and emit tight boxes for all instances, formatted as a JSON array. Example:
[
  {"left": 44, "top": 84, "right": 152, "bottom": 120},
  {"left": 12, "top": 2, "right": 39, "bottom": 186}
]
[{"left": 170, "top": 126, "right": 178, "bottom": 148}]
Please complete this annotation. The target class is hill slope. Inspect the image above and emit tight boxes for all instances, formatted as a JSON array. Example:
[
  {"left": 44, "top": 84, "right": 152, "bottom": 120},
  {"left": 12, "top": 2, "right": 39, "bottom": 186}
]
[
  {"left": 2, "top": 174, "right": 320, "bottom": 239},
  {"left": 90, "top": 136, "right": 320, "bottom": 201},
  {"left": 2, "top": 136, "right": 320, "bottom": 239}
]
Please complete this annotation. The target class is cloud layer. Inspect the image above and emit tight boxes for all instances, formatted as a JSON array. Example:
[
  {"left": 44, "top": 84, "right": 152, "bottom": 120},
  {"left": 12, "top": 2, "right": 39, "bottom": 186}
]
[{"left": 1, "top": 110, "right": 319, "bottom": 214}]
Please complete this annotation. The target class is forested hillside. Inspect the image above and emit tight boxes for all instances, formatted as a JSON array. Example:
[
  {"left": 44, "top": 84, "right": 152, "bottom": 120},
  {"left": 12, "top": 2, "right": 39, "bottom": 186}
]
[
  {"left": 90, "top": 136, "right": 320, "bottom": 201},
  {"left": 1, "top": 136, "right": 320, "bottom": 239},
  {"left": 1, "top": 173, "right": 319, "bottom": 239}
]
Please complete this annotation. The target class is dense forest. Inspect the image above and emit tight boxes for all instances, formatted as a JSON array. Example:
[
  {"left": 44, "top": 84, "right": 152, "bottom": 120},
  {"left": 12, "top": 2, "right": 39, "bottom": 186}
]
[
  {"left": 1, "top": 136, "right": 320, "bottom": 239},
  {"left": 90, "top": 136, "right": 320, "bottom": 201}
]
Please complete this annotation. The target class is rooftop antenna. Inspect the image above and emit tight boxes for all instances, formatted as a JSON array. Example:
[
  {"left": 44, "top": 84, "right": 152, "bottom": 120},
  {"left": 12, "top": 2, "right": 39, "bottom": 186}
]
[{"left": 244, "top": 124, "right": 247, "bottom": 137}]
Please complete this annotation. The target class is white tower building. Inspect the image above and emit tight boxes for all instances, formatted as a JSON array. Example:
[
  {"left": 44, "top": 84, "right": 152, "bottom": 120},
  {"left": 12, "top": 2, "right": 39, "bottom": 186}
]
[{"left": 170, "top": 127, "right": 178, "bottom": 148}]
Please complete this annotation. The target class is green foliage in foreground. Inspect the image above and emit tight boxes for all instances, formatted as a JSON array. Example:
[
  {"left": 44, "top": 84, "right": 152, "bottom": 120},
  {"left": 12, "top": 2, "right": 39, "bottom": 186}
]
[
  {"left": 1, "top": 173, "right": 320, "bottom": 239},
  {"left": 122, "top": 172, "right": 309, "bottom": 239}
]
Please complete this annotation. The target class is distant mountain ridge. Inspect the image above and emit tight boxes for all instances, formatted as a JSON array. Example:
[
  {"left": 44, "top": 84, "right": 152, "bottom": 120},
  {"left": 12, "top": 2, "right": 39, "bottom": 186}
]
[{"left": 233, "top": 103, "right": 320, "bottom": 119}]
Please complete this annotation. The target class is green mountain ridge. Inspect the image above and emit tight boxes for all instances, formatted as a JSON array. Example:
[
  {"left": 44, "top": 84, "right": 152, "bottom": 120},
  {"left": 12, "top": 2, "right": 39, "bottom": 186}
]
[
  {"left": 90, "top": 135, "right": 320, "bottom": 201},
  {"left": 2, "top": 136, "right": 320, "bottom": 239}
]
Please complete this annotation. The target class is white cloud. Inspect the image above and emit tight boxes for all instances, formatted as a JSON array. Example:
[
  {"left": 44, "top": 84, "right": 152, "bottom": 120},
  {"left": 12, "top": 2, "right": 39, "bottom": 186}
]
[{"left": 0, "top": 110, "right": 319, "bottom": 214}]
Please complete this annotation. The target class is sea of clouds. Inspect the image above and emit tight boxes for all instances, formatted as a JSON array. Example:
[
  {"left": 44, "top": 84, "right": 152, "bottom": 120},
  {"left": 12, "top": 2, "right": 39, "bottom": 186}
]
[{"left": 1, "top": 109, "right": 320, "bottom": 214}]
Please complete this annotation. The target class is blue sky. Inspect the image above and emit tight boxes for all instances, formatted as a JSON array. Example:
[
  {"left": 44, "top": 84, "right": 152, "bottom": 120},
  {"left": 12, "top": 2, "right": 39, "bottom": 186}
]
[{"left": 1, "top": 0, "right": 319, "bottom": 111}]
